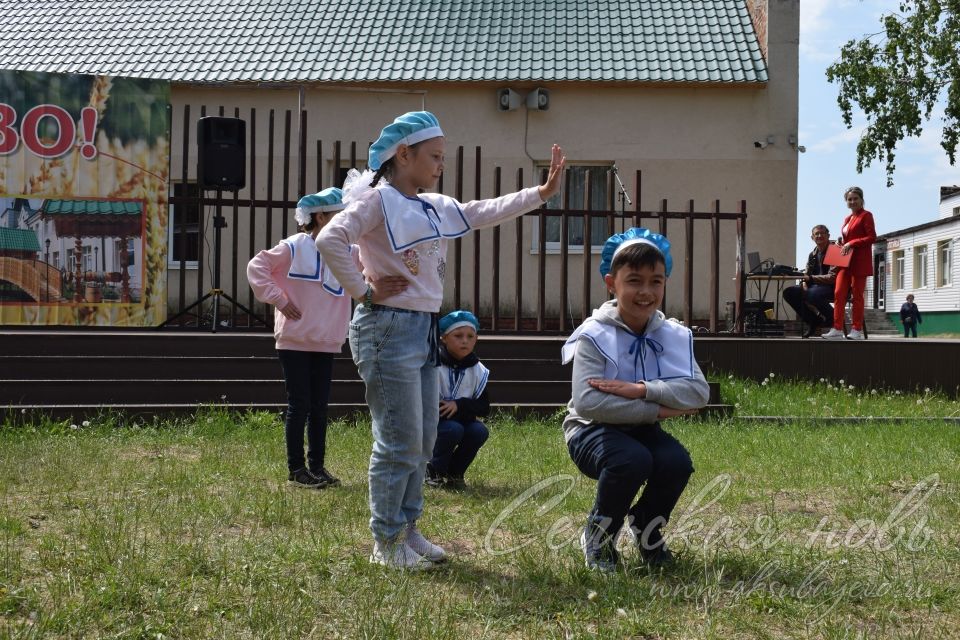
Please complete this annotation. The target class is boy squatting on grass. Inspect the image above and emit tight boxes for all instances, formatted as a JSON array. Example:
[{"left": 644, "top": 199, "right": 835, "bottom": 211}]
[
  {"left": 561, "top": 228, "right": 710, "bottom": 572},
  {"left": 427, "top": 310, "right": 490, "bottom": 490}
]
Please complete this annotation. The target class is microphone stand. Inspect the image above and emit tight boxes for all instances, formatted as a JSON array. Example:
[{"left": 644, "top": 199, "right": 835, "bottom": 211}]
[{"left": 611, "top": 164, "right": 631, "bottom": 218}]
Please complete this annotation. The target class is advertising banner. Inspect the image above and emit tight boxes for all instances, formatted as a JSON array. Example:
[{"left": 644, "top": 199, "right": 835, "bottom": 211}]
[{"left": 0, "top": 70, "right": 169, "bottom": 326}]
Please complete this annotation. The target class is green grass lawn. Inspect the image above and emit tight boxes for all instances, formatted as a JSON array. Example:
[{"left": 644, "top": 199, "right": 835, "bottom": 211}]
[{"left": 1, "top": 383, "right": 959, "bottom": 639}]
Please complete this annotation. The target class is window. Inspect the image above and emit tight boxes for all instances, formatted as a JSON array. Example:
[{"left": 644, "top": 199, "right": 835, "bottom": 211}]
[
  {"left": 82, "top": 245, "right": 92, "bottom": 271},
  {"left": 937, "top": 239, "right": 953, "bottom": 287},
  {"left": 914, "top": 245, "right": 929, "bottom": 288},
  {"left": 331, "top": 163, "right": 352, "bottom": 190},
  {"left": 115, "top": 238, "right": 136, "bottom": 268},
  {"left": 168, "top": 182, "right": 201, "bottom": 267},
  {"left": 539, "top": 164, "right": 611, "bottom": 252},
  {"left": 893, "top": 250, "right": 905, "bottom": 290},
  {"left": 52, "top": 251, "right": 59, "bottom": 268},
  {"left": 953, "top": 205, "right": 960, "bottom": 216}
]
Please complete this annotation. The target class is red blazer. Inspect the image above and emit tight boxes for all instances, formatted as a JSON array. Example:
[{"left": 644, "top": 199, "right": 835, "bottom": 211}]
[{"left": 838, "top": 209, "right": 877, "bottom": 277}]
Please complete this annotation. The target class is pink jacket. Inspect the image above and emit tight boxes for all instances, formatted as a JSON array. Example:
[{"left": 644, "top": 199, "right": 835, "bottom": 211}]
[
  {"left": 317, "top": 186, "right": 543, "bottom": 313},
  {"left": 247, "top": 238, "right": 361, "bottom": 352}
]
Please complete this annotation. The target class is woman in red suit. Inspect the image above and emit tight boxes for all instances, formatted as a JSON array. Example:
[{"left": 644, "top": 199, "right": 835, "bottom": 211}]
[{"left": 823, "top": 186, "right": 876, "bottom": 340}]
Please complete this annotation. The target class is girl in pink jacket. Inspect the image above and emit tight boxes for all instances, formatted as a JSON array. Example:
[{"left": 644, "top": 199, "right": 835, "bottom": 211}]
[{"left": 248, "top": 188, "right": 390, "bottom": 489}]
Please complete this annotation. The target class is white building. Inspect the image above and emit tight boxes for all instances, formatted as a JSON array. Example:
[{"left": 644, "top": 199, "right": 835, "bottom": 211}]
[{"left": 869, "top": 186, "right": 960, "bottom": 334}]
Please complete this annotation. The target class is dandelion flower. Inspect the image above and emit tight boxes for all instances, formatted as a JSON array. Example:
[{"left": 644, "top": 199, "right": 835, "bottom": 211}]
[
  {"left": 819, "top": 377, "right": 826, "bottom": 383},
  {"left": 769, "top": 372, "right": 775, "bottom": 379},
  {"left": 917, "top": 398, "right": 923, "bottom": 405},
  {"left": 870, "top": 389, "right": 877, "bottom": 395},
  {"left": 587, "top": 590, "right": 598, "bottom": 602},
  {"left": 69, "top": 424, "right": 78, "bottom": 430},
  {"left": 848, "top": 385, "right": 854, "bottom": 391},
  {"left": 839, "top": 379, "right": 845, "bottom": 385},
  {"left": 924, "top": 387, "right": 931, "bottom": 394},
  {"left": 82, "top": 420, "right": 90, "bottom": 427}
]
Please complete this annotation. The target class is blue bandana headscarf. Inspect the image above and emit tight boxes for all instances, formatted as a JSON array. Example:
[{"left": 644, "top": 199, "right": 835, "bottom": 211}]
[
  {"left": 439, "top": 310, "right": 480, "bottom": 336},
  {"left": 369, "top": 111, "right": 444, "bottom": 171},
  {"left": 598, "top": 228, "right": 672, "bottom": 278},
  {"left": 295, "top": 187, "right": 345, "bottom": 225}
]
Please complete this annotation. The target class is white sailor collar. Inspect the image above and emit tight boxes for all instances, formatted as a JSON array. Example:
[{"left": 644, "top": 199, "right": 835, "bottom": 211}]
[
  {"left": 562, "top": 316, "right": 695, "bottom": 382},
  {"left": 377, "top": 184, "right": 471, "bottom": 253},
  {"left": 281, "top": 233, "right": 344, "bottom": 296}
]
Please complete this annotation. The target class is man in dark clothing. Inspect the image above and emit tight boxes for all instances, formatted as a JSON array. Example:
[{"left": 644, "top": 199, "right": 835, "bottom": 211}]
[
  {"left": 783, "top": 225, "right": 838, "bottom": 338},
  {"left": 900, "top": 294, "right": 922, "bottom": 338}
]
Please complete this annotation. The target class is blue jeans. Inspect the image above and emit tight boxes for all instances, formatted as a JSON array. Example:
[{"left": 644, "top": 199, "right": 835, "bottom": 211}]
[
  {"left": 431, "top": 419, "right": 489, "bottom": 478},
  {"left": 277, "top": 350, "right": 333, "bottom": 473},
  {"left": 349, "top": 304, "right": 438, "bottom": 543},
  {"left": 567, "top": 422, "right": 693, "bottom": 549}
]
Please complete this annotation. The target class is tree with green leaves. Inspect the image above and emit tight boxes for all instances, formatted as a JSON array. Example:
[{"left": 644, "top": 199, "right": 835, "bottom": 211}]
[{"left": 826, "top": 1, "right": 959, "bottom": 185}]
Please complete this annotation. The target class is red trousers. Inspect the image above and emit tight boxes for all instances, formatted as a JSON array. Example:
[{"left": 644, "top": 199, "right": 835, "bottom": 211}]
[{"left": 833, "top": 269, "right": 867, "bottom": 330}]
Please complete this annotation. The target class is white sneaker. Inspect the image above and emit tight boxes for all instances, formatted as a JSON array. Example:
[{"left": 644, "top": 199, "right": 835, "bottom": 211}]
[
  {"left": 846, "top": 329, "right": 865, "bottom": 340},
  {"left": 405, "top": 525, "right": 447, "bottom": 563},
  {"left": 369, "top": 540, "right": 436, "bottom": 570},
  {"left": 822, "top": 328, "right": 846, "bottom": 340}
]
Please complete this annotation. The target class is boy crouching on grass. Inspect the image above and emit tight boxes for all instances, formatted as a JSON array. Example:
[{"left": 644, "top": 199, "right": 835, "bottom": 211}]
[{"left": 561, "top": 228, "right": 709, "bottom": 572}]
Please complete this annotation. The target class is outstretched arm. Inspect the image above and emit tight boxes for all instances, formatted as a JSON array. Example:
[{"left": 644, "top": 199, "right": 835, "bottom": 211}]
[{"left": 458, "top": 145, "right": 567, "bottom": 230}]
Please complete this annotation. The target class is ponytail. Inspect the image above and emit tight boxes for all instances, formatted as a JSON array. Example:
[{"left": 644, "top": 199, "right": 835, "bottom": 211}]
[{"left": 369, "top": 159, "right": 393, "bottom": 188}]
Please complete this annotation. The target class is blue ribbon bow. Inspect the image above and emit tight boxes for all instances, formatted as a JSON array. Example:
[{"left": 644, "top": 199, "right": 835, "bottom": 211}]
[{"left": 626, "top": 330, "right": 664, "bottom": 380}]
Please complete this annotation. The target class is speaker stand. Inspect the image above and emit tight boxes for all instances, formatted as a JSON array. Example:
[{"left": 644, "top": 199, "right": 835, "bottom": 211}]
[{"left": 160, "top": 193, "right": 266, "bottom": 332}]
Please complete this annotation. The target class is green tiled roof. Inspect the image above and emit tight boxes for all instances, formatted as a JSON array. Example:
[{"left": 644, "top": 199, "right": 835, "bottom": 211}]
[
  {"left": 0, "top": 227, "right": 41, "bottom": 252},
  {"left": 41, "top": 200, "right": 142, "bottom": 216},
  {"left": 0, "top": 1, "right": 767, "bottom": 83}
]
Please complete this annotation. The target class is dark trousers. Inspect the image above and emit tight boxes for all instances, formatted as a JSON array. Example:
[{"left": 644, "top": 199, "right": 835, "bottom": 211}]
[
  {"left": 567, "top": 422, "right": 693, "bottom": 549},
  {"left": 430, "top": 419, "right": 489, "bottom": 477},
  {"left": 904, "top": 321, "right": 917, "bottom": 338},
  {"left": 277, "top": 350, "right": 334, "bottom": 473},
  {"left": 783, "top": 284, "right": 834, "bottom": 327}
]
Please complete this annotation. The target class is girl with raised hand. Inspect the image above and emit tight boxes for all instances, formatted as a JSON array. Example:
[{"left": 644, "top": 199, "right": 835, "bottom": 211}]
[{"left": 317, "top": 111, "right": 565, "bottom": 569}]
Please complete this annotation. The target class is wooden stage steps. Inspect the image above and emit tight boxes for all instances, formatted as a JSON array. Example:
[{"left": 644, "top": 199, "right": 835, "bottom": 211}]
[{"left": 0, "top": 332, "right": 729, "bottom": 421}]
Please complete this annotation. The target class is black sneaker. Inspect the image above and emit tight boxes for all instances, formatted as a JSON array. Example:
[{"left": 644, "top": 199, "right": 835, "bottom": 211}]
[
  {"left": 425, "top": 473, "right": 448, "bottom": 488},
  {"left": 425, "top": 464, "right": 447, "bottom": 488},
  {"left": 312, "top": 467, "right": 341, "bottom": 487},
  {"left": 639, "top": 543, "right": 675, "bottom": 569},
  {"left": 288, "top": 467, "right": 328, "bottom": 489},
  {"left": 581, "top": 518, "right": 620, "bottom": 573}
]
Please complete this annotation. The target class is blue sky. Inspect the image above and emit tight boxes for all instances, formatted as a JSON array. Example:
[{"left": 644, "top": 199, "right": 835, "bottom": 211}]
[{"left": 796, "top": 0, "right": 958, "bottom": 264}]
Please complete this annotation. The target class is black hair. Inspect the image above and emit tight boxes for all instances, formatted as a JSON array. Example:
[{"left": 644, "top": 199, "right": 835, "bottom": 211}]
[
  {"left": 369, "top": 158, "right": 395, "bottom": 187},
  {"left": 299, "top": 210, "right": 335, "bottom": 233},
  {"left": 609, "top": 242, "right": 666, "bottom": 276},
  {"left": 811, "top": 224, "right": 829, "bottom": 235},
  {"left": 368, "top": 140, "right": 426, "bottom": 187}
]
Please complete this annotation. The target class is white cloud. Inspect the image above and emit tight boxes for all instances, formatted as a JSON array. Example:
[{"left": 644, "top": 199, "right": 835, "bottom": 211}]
[{"left": 807, "top": 127, "right": 862, "bottom": 154}]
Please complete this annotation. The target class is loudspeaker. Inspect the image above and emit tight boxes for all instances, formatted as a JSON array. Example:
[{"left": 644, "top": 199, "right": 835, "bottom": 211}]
[
  {"left": 497, "top": 88, "right": 522, "bottom": 111},
  {"left": 526, "top": 88, "right": 550, "bottom": 111},
  {"left": 197, "top": 117, "right": 246, "bottom": 190}
]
